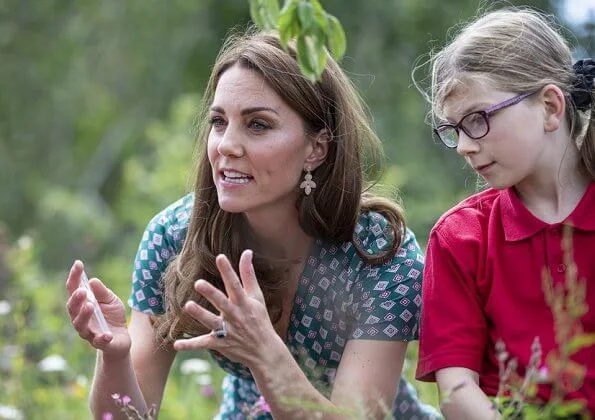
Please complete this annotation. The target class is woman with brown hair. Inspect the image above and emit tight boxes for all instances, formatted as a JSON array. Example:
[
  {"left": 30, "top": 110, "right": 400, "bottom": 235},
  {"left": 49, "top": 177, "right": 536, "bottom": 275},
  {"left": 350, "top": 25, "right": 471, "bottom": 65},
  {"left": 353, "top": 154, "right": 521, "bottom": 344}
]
[{"left": 66, "top": 29, "right": 438, "bottom": 419}]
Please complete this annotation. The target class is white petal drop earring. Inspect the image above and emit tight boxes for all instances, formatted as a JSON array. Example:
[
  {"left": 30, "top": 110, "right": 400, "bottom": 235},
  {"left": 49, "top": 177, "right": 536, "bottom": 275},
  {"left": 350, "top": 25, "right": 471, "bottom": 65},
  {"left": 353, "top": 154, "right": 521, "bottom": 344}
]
[{"left": 300, "top": 167, "right": 316, "bottom": 196}]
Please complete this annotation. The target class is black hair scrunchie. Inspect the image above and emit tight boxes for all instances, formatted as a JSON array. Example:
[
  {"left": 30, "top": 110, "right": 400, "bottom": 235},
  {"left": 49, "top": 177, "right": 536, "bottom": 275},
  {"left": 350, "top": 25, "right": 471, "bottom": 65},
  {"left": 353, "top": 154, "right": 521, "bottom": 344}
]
[{"left": 571, "top": 58, "right": 595, "bottom": 111}]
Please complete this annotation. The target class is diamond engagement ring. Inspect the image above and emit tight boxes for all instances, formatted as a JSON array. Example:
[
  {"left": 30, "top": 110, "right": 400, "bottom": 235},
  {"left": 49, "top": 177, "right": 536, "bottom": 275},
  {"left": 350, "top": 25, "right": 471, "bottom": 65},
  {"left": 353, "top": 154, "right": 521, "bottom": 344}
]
[{"left": 212, "top": 319, "right": 227, "bottom": 338}]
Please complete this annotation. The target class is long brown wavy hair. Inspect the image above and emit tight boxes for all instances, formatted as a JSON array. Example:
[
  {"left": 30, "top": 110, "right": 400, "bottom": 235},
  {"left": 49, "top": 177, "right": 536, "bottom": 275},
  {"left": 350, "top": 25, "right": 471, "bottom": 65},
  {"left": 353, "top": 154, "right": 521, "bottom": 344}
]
[{"left": 153, "top": 28, "right": 406, "bottom": 343}]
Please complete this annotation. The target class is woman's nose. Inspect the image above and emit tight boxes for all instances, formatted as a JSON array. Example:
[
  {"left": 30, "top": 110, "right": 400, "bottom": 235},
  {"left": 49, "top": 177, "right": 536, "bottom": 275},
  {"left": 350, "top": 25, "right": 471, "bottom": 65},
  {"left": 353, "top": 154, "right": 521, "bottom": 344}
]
[{"left": 216, "top": 124, "right": 244, "bottom": 158}]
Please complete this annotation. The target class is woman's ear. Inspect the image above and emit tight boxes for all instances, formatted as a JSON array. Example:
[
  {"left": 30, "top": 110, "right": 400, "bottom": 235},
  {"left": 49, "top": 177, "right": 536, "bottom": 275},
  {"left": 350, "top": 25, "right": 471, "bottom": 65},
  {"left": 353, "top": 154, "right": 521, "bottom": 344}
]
[
  {"left": 541, "top": 84, "right": 566, "bottom": 133},
  {"left": 305, "top": 129, "right": 330, "bottom": 170}
]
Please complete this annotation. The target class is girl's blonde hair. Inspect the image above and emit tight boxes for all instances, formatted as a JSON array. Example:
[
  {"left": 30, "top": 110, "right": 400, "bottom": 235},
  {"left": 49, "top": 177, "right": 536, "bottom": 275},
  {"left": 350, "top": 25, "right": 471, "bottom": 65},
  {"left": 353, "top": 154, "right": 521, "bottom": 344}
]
[{"left": 426, "top": 8, "right": 594, "bottom": 179}]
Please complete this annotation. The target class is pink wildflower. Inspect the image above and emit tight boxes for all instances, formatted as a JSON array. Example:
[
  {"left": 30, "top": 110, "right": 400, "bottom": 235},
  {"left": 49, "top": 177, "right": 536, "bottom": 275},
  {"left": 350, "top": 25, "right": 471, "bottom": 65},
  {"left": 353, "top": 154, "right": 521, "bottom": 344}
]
[
  {"left": 253, "top": 396, "right": 271, "bottom": 414},
  {"left": 201, "top": 384, "right": 215, "bottom": 398},
  {"left": 537, "top": 366, "right": 550, "bottom": 383}
]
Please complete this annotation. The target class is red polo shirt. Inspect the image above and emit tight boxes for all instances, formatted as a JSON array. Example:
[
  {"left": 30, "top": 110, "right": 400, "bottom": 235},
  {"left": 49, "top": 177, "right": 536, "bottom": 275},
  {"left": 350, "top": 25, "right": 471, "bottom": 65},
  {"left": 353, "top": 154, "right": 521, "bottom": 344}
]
[{"left": 416, "top": 182, "right": 595, "bottom": 412}]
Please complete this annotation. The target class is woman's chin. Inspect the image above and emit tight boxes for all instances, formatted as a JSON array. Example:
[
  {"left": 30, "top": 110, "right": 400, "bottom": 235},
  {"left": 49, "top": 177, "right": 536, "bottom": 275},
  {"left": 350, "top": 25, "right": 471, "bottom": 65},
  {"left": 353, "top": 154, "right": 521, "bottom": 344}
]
[{"left": 217, "top": 199, "right": 248, "bottom": 214}]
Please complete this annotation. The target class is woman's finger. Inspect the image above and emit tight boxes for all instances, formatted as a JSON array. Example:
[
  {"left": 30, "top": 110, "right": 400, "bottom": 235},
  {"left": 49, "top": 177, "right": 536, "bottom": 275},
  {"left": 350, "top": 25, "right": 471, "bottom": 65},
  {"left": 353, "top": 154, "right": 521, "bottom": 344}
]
[
  {"left": 183, "top": 300, "right": 221, "bottom": 330},
  {"left": 90, "top": 332, "right": 114, "bottom": 348},
  {"left": 66, "top": 260, "right": 84, "bottom": 295},
  {"left": 71, "top": 301, "right": 94, "bottom": 339},
  {"left": 66, "top": 288, "right": 88, "bottom": 321},
  {"left": 173, "top": 334, "right": 213, "bottom": 352},
  {"left": 194, "top": 279, "right": 236, "bottom": 316},
  {"left": 88, "top": 276, "right": 116, "bottom": 305},
  {"left": 239, "top": 250, "right": 264, "bottom": 302},
  {"left": 215, "top": 254, "right": 246, "bottom": 305}
]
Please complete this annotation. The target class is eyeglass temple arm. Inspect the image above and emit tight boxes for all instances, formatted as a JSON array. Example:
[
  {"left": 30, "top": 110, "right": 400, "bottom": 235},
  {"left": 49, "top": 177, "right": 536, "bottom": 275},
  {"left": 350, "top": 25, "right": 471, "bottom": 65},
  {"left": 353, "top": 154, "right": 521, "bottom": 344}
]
[{"left": 484, "top": 92, "right": 533, "bottom": 114}]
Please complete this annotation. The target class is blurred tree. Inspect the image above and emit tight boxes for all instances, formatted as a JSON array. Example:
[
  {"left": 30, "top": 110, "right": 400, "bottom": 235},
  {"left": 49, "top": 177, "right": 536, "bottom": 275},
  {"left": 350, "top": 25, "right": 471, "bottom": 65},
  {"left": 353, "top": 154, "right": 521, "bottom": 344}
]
[
  {"left": 1, "top": 0, "right": 593, "bottom": 416},
  {"left": 0, "top": 0, "right": 586, "bottom": 275},
  {"left": 0, "top": 0, "right": 247, "bottom": 269}
]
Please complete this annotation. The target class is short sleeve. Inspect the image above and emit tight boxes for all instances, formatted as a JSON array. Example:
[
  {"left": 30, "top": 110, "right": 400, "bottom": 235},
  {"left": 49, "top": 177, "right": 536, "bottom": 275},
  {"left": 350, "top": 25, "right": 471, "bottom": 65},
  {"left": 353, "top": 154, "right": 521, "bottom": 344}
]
[
  {"left": 128, "top": 195, "right": 193, "bottom": 315},
  {"left": 415, "top": 226, "right": 488, "bottom": 382},
  {"left": 350, "top": 227, "right": 424, "bottom": 342}
]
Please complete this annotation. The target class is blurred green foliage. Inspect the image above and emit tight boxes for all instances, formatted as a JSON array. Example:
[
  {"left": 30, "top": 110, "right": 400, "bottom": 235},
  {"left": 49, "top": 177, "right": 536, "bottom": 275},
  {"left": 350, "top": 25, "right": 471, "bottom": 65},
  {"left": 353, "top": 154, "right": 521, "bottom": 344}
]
[
  {"left": 0, "top": 0, "right": 592, "bottom": 418},
  {"left": 249, "top": 0, "right": 347, "bottom": 81}
]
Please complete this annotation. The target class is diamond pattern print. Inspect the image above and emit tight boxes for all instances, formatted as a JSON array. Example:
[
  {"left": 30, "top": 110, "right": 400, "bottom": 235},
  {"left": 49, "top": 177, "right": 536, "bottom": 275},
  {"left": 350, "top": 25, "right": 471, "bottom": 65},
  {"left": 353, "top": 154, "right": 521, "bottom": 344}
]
[{"left": 129, "top": 194, "right": 440, "bottom": 419}]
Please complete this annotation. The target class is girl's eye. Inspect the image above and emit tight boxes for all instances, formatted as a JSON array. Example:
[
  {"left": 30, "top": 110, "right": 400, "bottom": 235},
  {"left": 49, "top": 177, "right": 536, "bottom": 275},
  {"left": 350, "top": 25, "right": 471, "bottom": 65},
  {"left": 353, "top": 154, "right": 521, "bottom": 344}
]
[{"left": 248, "top": 120, "right": 270, "bottom": 131}]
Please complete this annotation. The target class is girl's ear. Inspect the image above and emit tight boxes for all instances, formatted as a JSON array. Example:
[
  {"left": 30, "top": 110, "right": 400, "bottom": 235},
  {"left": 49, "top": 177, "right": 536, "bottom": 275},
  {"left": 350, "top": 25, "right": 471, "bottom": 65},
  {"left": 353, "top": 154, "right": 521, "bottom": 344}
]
[
  {"left": 305, "top": 129, "right": 330, "bottom": 170},
  {"left": 541, "top": 84, "right": 566, "bottom": 133}
]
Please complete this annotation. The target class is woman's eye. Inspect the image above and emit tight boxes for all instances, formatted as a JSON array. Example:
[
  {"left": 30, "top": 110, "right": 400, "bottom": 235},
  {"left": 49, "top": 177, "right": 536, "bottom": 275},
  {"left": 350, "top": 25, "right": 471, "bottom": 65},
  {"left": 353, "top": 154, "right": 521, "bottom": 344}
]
[
  {"left": 209, "top": 116, "right": 226, "bottom": 128},
  {"left": 248, "top": 120, "right": 270, "bottom": 131}
]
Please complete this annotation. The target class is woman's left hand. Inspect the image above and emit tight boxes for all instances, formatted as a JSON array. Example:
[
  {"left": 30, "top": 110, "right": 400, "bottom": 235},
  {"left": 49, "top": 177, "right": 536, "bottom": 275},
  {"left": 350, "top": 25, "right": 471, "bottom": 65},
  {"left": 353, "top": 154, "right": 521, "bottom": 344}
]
[{"left": 173, "top": 249, "right": 280, "bottom": 367}]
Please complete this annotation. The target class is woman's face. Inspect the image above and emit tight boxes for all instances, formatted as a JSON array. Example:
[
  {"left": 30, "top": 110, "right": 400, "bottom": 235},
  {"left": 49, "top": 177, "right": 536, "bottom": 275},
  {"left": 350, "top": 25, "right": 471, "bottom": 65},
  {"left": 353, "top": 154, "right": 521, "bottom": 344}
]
[{"left": 207, "top": 64, "right": 315, "bottom": 216}]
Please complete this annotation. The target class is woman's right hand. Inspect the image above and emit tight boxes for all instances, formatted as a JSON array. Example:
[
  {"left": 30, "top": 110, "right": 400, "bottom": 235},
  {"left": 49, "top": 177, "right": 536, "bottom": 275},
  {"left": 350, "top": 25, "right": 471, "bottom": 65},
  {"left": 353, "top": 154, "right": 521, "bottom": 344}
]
[{"left": 66, "top": 260, "right": 131, "bottom": 359}]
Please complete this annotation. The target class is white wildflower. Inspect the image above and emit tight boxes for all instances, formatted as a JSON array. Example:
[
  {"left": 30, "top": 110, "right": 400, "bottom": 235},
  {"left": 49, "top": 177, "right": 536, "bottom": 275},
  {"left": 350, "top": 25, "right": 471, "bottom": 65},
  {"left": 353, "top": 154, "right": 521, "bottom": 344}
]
[
  {"left": 16, "top": 236, "right": 32, "bottom": 250},
  {"left": 75, "top": 375, "right": 89, "bottom": 387},
  {"left": 180, "top": 358, "right": 211, "bottom": 375},
  {"left": 38, "top": 354, "right": 68, "bottom": 372},
  {"left": 0, "top": 301, "right": 10, "bottom": 316},
  {"left": 195, "top": 373, "right": 212, "bottom": 385},
  {"left": 0, "top": 405, "right": 24, "bottom": 420}
]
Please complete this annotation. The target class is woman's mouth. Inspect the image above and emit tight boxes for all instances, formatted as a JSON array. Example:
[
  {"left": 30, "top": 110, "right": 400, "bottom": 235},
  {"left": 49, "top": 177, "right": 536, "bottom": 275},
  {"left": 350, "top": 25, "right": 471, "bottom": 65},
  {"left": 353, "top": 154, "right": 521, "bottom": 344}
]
[{"left": 221, "top": 170, "right": 253, "bottom": 184}]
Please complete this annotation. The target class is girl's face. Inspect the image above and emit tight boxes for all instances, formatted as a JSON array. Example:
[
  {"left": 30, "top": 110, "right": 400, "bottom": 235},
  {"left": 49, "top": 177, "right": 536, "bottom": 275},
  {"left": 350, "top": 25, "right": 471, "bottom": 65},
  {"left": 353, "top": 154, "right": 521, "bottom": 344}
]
[
  {"left": 441, "top": 82, "right": 549, "bottom": 191},
  {"left": 207, "top": 64, "right": 316, "bottom": 216}
]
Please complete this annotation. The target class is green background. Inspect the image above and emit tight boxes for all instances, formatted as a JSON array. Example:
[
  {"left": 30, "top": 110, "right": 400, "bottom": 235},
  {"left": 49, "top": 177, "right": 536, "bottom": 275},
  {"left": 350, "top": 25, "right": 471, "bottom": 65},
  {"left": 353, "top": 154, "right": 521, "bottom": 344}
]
[{"left": 0, "top": 0, "right": 592, "bottom": 418}]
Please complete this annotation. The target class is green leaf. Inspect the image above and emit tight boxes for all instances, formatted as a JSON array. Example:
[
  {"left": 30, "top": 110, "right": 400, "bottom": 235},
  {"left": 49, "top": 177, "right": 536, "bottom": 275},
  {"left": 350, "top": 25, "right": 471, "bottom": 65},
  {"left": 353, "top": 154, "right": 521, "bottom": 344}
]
[
  {"left": 312, "top": 33, "right": 328, "bottom": 77},
  {"left": 278, "top": 0, "right": 299, "bottom": 49},
  {"left": 297, "top": 1, "right": 315, "bottom": 33},
  {"left": 249, "top": 0, "right": 279, "bottom": 30},
  {"left": 552, "top": 400, "right": 586, "bottom": 417},
  {"left": 249, "top": 0, "right": 266, "bottom": 29},
  {"left": 501, "top": 404, "right": 518, "bottom": 418},
  {"left": 296, "top": 34, "right": 316, "bottom": 82},
  {"left": 567, "top": 333, "right": 595, "bottom": 355},
  {"left": 309, "top": 0, "right": 328, "bottom": 29},
  {"left": 521, "top": 404, "right": 543, "bottom": 420},
  {"left": 325, "top": 14, "right": 346, "bottom": 61},
  {"left": 263, "top": 0, "right": 280, "bottom": 28}
]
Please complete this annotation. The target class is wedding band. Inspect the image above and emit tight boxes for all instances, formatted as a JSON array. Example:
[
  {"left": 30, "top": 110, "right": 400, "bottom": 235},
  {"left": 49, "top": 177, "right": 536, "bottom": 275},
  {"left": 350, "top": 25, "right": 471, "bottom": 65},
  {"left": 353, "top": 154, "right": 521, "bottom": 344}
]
[{"left": 212, "top": 319, "right": 227, "bottom": 338}]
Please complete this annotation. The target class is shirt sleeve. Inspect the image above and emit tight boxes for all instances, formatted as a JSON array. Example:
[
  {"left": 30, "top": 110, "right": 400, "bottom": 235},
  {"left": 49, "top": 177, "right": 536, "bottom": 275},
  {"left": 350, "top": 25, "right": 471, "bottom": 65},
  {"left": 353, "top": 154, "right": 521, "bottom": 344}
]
[
  {"left": 128, "top": 195, "right": 192, "bottom": 315},
  {"left": 415, "top": 225, "right": 488, "bottom": 382},
  {"left": 349, "top": 228, "right": 424, "bottom": 342}
]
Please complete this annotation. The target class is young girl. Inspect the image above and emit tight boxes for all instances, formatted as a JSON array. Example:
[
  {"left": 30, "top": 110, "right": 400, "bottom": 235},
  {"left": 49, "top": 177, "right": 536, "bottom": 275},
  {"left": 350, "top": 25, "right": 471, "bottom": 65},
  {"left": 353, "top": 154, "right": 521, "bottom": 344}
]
[
  {"left": 66, "top": 30, "right": 439, "bottom": 419},
  {"left": 415, "top": 8, "right": 595, "bottom": 418}
]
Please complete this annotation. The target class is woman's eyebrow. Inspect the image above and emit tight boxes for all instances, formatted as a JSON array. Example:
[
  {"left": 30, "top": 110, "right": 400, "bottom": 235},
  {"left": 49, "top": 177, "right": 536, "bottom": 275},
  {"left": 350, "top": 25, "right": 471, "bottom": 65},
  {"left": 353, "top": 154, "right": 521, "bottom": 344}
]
[
  {"left": 209, "top": 105, "right": 280, "bottom": 116},
  {"left": 240, "top": 106, "right": 279, "bottom": 116}
]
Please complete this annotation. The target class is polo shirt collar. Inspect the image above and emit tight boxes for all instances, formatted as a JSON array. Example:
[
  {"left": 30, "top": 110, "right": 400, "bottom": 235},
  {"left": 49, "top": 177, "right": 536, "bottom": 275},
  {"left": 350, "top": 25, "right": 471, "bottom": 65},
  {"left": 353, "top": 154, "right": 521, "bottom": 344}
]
[{"left": 501, "top": 181, "right": 595, "bottom": 242}]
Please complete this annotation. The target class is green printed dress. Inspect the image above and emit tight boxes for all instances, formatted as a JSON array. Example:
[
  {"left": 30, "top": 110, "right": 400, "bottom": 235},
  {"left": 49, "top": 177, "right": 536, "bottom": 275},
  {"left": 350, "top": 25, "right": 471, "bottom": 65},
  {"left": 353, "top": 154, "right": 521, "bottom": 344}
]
[{"left": 129, "top": 194, "right": 441, "bottom": 419}]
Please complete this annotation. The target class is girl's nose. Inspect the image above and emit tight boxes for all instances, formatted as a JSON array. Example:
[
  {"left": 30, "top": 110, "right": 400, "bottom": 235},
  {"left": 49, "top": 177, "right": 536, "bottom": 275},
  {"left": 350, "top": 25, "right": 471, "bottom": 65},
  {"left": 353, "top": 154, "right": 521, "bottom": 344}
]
[{"left": 456, "top": 131, "right": 480, "bottom": 156}]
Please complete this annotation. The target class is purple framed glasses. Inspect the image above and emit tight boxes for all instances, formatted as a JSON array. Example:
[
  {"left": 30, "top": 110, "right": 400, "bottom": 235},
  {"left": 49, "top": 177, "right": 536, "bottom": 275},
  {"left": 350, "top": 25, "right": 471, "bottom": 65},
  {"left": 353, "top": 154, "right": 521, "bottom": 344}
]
[{"left": 434, "top": 91, "right": 535, "bottom": 148}]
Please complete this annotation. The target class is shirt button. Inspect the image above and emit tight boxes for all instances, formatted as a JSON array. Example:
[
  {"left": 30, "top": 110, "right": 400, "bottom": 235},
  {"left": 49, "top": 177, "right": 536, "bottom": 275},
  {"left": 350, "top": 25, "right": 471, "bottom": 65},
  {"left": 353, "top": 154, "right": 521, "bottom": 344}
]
[{"left": 556, "top": 264, "right": 566, "bottom": 273}]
